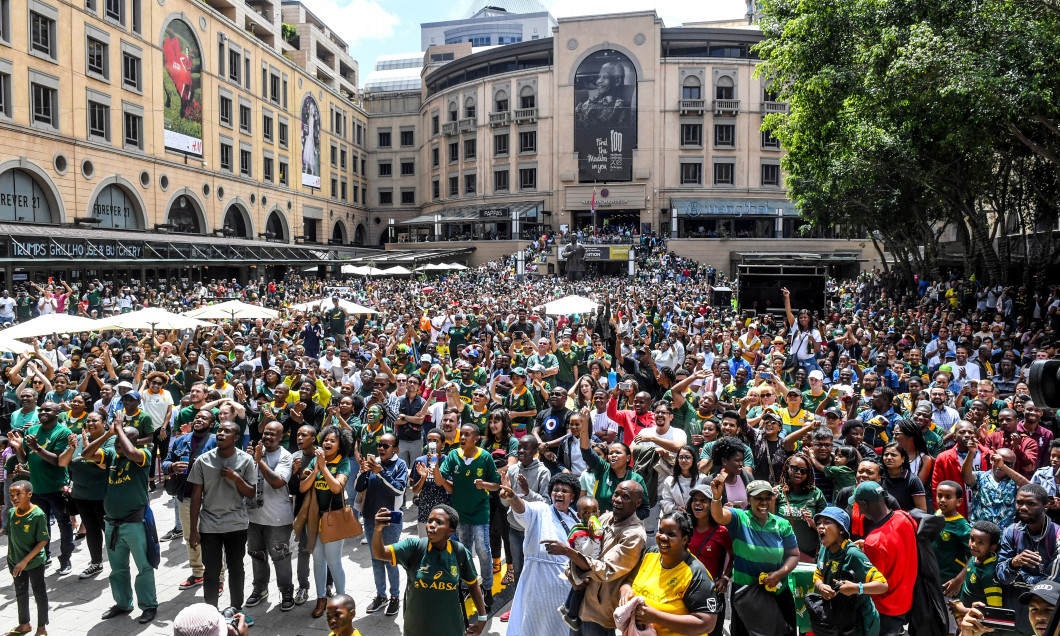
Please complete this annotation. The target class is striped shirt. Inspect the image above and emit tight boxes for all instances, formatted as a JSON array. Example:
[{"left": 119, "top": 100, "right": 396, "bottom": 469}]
[{"left": 724, "top": 508, "right": 798, "bottom": 587}]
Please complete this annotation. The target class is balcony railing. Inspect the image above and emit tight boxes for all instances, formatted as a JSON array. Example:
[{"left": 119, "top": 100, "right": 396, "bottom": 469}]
[
  {"left": 458, "top": 117, "right": 476, "bottom": 132},
  {"left": 713, "top": 99, "right": 740, "bottom": 116},
  {"left": 764, "top": 101, "right": 789, "bottom": 114},
  {"left": 442, "top": 122, "right": 458, "bottom": 136},
  {"left": 514, "top": 107, "right": 537, "bottom": 123},
  {"left": 489, "top": 111, "right": 511, "bottom": 126},
  {"left": 680, "top": 99, "right": 705, "bottom": 114}
]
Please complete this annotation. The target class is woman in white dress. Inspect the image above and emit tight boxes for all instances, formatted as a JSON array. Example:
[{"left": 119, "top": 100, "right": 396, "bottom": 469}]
[{"left": 498, "top": 472, "right": 580, "bottom": 636}]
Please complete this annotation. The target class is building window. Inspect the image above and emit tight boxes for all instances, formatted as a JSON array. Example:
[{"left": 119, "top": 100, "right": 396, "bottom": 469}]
[
  {"left": 229, "top": 49, "right": 241, "bottom": 84},
  {"left": 378, "top": 131, "right": 391, "bottom": 147},
  {"left": 0, "top": 0, "right": 10, "bottom": 45},
  {"left": 0, "top": 72, "right": 8, "bottom": 120},
  {"left": 495, "top": 95, "right": 509, "bottom": 112},
  {"left": 762, "top": 129, "right": 780, "bottom": 149},
  {"left": 681, "top": 123, "right": 702, "bottom": 146},
  {"left": 262, "top": 114, "right": 273, "bottom": 142},
  {"left": 715, "top": 76, "right": 735, "bottom": 100},
  {"left": 87, "top": 37, "right": 108, "bottom": 81},
  {"left": 379, "top": 190, "right": 393, "bottom": 205},
  {"left": 713, "top": 162, "right": 734, "bottom": 185},
  {"left": 519, "top": 167, "right": 536, "bottom": 190},
  {"left": 448, "top": 176, "right": 459, "bottom": 197},
  {"left": 495, "top": 133, "right": 509, "bottom": 156},
  {"left": 464, "top": 139, "right": 476, "bottom": 160},
  {"left": 130, "top": 0, "right": 141, "bottom": 34},
  {"left": 330, "top": 144, "right": 337, "bottom": 168},
  {"left": 340, "top": 148, "right": 347, "bottom": 170},
  {"left": 279, "top": 159, "right": 288, "bottom": 185},
  {"left": 378, "top": 162, "right": 392, "bottom": 177},
  {"left": 762, "top": 163, "right": 780, "bottom": 186},
  {"left": 270, "top": 72, "right": 280, "bottom": 104},
  {"left": 432, "top": 115, "right": 439, "bottom": 136},
  {"left": 121, "top": 50, "right": 141, "bottom": 92},
  {"left": 401, "top": 160, "right": 414, "bottom": 176},
  {"left": 682, "top": 80, "right": 702, "bottom": 100},
  {"left": 31, "top": 82, "right": 57, "bottom": 130},
  {"left": 401, "top": 190, "right": 415, "bottom": 205},
  {"left": 432, "top": 180, "right": 440, "bottom": 200},
  {"left": 353, "top": 186, "right": 358, "bottom": 203},
  {"left": 519, "top": 130, "right": 536, "bottom": 153},
  {"left": 122, "top": 109, "right": 142, "bottom": 150},
  {"left": 464, "top": 174, "right": 476, "bottom": 194},
  {"left": 680, "top": 162, "right": 702, "bottom": 185},
  {"left": 220, "top": 141, "right": 233, "bottom": 171},
  {"left": 449, "top": 142, "right": 459, "bottom": 163},
  {"left": 432, "top": 147, "right": 439, "bottom": 168},
  {"left": 31, "top": 11, "right": 57, "bottom": 60},
  {"left": 218, "top": 40, "right": 225, "bottom": 76},
  {"left": 400, "top": 130, "right": 414, "bottom": 146},
  {"left": 714, "top": 124, "right": 735, "bottom": 148},
  {"left": 239, "top": 147, "right": 252, "bottom": 177},
  {"left": 88, "top": 98, "right": 109, "bottom": 141},
  {"left": 340, "top": 179, "right": 347, "bottom": 201},
  {"left": 449, "top": 106, "right": 458, "bottom": 122},
  {"left": 352, "top": 153, "right": 358, "bottom": 174},
  {"left": 494, "top": 169, "right": 509, "bottom": 192},
  {"left": 239, "top": 102, "right": 251, "bottom": 134},
  {"left": 519, "top": 87, "right": 535, "bottom": 109},
  {"left": 263, "top": 156, "right": 273, "bottom": 182},
  {"left": 104, "top": 0, "right": 123, "bottom": 25},
  {"left": 465, "top": 99, "right": 476, "bottom": 119},
  {"left": 219, "top": 95, "right": 232, "bottom": 127},
  {"left": 330, "top": 177, "right": 337, "bottom": 199}
]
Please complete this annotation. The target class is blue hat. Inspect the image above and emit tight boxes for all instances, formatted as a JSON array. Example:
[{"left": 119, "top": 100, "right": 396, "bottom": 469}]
[
  {"left": 814, "top": 506, "right": 851, "bottom": 534},
  {"left": 123, "top": 391, "right": 142, "bottom": 402}
]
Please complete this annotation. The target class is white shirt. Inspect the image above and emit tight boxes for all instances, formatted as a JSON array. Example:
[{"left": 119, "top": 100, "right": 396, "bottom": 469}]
[
  {"left": 141, "top": 388, "right": 175, "bottom": 431},
  {"left": 38, "top": 296, "right": 56, "bottom": 315},
  {"left": 948, "top": 361, "right": 981, "bottom": 392},
  {"left": 0, "top": 296, "right": 13, "bottom": 318}
]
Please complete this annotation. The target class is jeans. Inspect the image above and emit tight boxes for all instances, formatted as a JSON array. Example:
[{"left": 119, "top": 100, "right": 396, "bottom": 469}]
[
  {"left": 200, "top": 529, "right": 247, "bottom": 610},
  {"left": 12, "top": 563, "right": 47, "bottom": 626},
  {"left": 572, "top": 620, "right": 616, "bottom": 636},
  {"left": 456, "top": 522, "right": 493, "bottom": 592},
  {"left": 247, "top": 522, "right": 293, "bottom": 596},
  {"left": 73, "top": 497, "right": 106, "bottom": 564},
  {"left": 295, "top": 523, "right": 312, "bottom": 590},
  {"left": 799, "top": 357, "right": 823, "bottom": 374},
  {"left": 31, "top": 490, "right": 73, "bottom": 567},
  {"left": 509, "top": 527, "right": 525, "bottom": 576},
  {"left": 104, "top": 520, "right": 157, "bottom": 611},
  {"left": 489, "top": 494, "right": 512, "bottom": 565},
  {"left": 312, "top": 537, "right": 345, "bottom": 599},
  {"left": 363, "top": 519, "right": 401, "bottom": 598},
  {"left": 172, "top": 497, "right": 182, "bottom": 532},
  {"left": 565, "top": 587, "right": 585, "bottom": 618}
]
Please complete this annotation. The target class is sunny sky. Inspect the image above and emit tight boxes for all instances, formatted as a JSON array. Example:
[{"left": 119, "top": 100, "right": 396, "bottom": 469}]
[{"left": 296, "top": 0, "right": 749, "bottom": 84}]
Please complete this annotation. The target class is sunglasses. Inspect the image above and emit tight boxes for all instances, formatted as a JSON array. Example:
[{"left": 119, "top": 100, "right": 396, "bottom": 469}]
[
  {"left": 376, "top": 443, "right": 393, "bottom": 450},
  {"left": 789, "top": 466, "right": 809, "bottom": 474}
]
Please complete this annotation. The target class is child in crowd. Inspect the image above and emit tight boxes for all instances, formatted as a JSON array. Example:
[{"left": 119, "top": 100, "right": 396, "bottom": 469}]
[
  {"left": 7, "top": 481, "right": 50, "bottom": 636},
  {"left": 826, "top": 445, "right": 859, "bottom": 493},
  {"left": 955, "top": 520, "right": 1004, "bottom": 615},
  {"left": 933, "top": 480, "right": 971, "bottom": 634},
  {"left": 840, "top": 420, "right": 877, "bottom": 461},
  {"left": 558, "top": 495, "right": 604, "bottom": 630},
  {"left": 326, "top": 594, "right": 361, "bottom": 636}
]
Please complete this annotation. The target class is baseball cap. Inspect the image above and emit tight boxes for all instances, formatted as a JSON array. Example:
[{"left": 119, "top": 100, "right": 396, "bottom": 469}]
[
  {"left": 849, "top": 481, "right": 886, "bottom": 505},
  {"left": 420, "top": 354, "right": 433, "bottom": 363},
  {"left": 688, "top": 484, "right": 712, "bottom": 500},
  {"left": 808, "top": 370, "right": 825, "bottom": 381},
  {"left": 510, "top": 366, "right": 527, "bottom": 377},
  {"left": 530, "top": 363, "right": 546, "bottom": 373},
  {"left": 173, "top": 602, "right": 226, "bottom": 636},
  {"left": 350, "top": 336, "right": 360, "bottom": 345},
  {"left": 824, "top": 407, "right": 843, "bottom": 419},
  {"left": 1020, "top": 580, "right": 1060, "bottom": 606},
  {"left": 746, "top": 480, "right": 774, "bottom": 497},
  {"left": 116, "top": 381, "right": 134, "bottom": 390},
  {"left": 814, "top": 506, "right": 851, "bottom": 534},
  {"left": 786, "top": 387, "right": 801, "bottom": 396},
  {"left": 123, "top": 391, "right": 142, "bottom": 402}
]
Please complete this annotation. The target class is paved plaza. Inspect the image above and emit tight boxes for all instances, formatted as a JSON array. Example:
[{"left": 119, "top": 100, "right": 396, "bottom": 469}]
[{"left": 0, "top": 490, "right": 513, "bottom": 636}]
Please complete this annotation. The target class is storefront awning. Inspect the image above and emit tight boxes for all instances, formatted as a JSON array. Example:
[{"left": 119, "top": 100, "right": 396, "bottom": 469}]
[
  {"left": 0, "top": 223, "right": 374, "bottom": 265},
  {"left": 402, "top": 201, "right": 545, "bottom": 225}
]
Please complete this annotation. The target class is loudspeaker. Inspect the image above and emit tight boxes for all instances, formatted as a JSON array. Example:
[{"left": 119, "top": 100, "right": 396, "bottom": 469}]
[{"left": 1029, "top": 360, "right": 1060, "bottom": 409}]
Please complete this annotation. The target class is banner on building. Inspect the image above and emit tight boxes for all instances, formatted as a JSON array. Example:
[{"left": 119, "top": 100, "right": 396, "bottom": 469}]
[
  {"left": 575, "top": 50, "right": 637, "bottom": 183},
  {"left": 161, "top": 20, "right": 203, "bottom": 155},
  {"left": 301, "top": 95, "right": 322, "bottom": 188}
]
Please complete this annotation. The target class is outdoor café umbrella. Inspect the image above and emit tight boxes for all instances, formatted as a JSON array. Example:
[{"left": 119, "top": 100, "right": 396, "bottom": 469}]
[
  {"left": 0, "top": 313, "right": 104, "bottom": 340},
  {"left": 290, "top": 298, "right": 378, "bottom": 314},
  {"left": 184, "top": 300, "right": 279, "bottom": 321},
  {"left": 0, "top": 337, "right": 33, "bottom": 354},
  {"left": 381, "top": 266, "right": 413, "bottom": 276},
  {"left": 540, "top": 295, "right": 600, "bottom": 316},
  {"left": 106, "top": 307, "right": 215, "bottom": 331}
]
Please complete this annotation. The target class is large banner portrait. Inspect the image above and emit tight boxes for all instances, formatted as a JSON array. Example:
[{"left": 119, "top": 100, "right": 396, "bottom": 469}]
[
  {"left": 161, "top": 20, "right": 203, "bottom": 155},
  {"left": 575, "top": 49, "right": 637, "bottom": 182},
  {"left": 301, "top": 95, "right": 322, "bottom": 188}
]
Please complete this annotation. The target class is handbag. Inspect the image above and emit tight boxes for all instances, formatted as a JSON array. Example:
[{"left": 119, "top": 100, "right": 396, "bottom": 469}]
[{"left": 318, "top": 486, "right": 362, "bottom": 544}]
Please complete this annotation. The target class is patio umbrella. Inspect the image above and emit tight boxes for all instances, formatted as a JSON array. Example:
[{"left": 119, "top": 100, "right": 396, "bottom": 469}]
[
  {"left": 414, "top": 263, "right": 443, "bottom": 272},
  {"left": 0, "top": 313, "right": 105, "bottom": 340},
  {"left": 540, "top": 295, "right": 600, "bottom": 316},
  {"left": 0, "top": 338, "right": 33, "bottom": 354},
  {"left": 290, "top": 298, "right": 378, "bottom": 314},
  {"left": 105, "top": 307, "right": 215, "bottom": 331},
  {"left": 381, "top": 266, "right": 413, "bottom": 275},
  {"left": 341, "top": 264, "right": 367, "bottom": 275},
  {"left": 184, "top": 300, "right": 279, "bottom": 321},
  {"left": 444, "top": 263, "right": 468, "bottom": 270}
]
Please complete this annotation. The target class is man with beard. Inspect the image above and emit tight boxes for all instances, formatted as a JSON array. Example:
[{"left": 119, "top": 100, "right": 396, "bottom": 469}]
[
  {"left": 997, "top": 485, "right": 1060, "bottom": 635},
  {"left": 931, "top": 421, "right": 991, "bottom": 517},
  {"left": 163, "top": 409, "right": 219, "bottom": 590},
  {"left": 244, "top": 421, "right": 295, "bottom": 612},
  {"left": 1019, "top": 401, "right": 1053, "bottom": 468},
  {"left": 985, "top": 409, "right": 1039, "bottom": 478},
  {"left": 928, "top": 386, "right": 961, "bottom": 435}
]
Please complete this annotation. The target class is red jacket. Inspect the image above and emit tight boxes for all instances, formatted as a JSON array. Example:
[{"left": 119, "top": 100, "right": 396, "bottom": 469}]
[
  {"left": 984, "top": 430, "right": 1038, "bottom": 479},
  {"left": 606, "top": 397, "right": 654, "bottom": 446},
  {"left": 931, "top": 444, "right": 991, "bottom": 518}
]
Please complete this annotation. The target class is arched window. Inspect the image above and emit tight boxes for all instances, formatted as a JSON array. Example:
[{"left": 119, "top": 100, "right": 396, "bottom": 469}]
[
  {"left": 495, "top": 90, "right": 509, "bottom": 112},
  {"left": 265, "top": 209, "right": 288, "bottom": 242},
  {"left": 448, "top": 102, "right": 458, "bottom": 122},
  {"left": 222, "top": 204, "right": 251, "bottom": 238},
  {"left": 354, "top": 224, "right": 366, "bottom": 246},
  {"left": 0, "top": 169, "right": 57, "bottom": 223},
  {"left": 715, "top": 75, "right": 735, "bottom": 100},
  {"left": 167, "top": 195, "right": 202, "bottom": 233},
  {"left": 519, "top": 85, "right": 536, "bottom": 109},
  {"left": 682, "top": 76, "right": 702, "bottom": 100},
  {"left": 331, "top": 221, "right": 347, "bottom": 244},
  {"left": 464, "top": 96, "right": 476, "bottom": 119},
  {"left": 91, "top": 183, "right": 144, "bottom": 229}
]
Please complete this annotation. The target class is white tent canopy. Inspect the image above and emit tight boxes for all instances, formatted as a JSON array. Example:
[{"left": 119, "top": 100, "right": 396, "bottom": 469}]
[
  {"left": 538, "top": 295, "right": 600, "bottom": 316},
  {"left": 0, "top": 313, "right": 105, "bottom": 339},
  {"left": 0, "top": 338, "right": 33, "bottom": 354},
  {"left": 184, "top": 300, "right": 279, "bottom": 321},
  {"left": 289, "top": 298, "right": 378, "bottom": 314},
  {"left": 381, "top": 266, "right": 413, "bottom": 275},
  {"left": 105, "top": 307, "right": 215, "bottom": 331}
]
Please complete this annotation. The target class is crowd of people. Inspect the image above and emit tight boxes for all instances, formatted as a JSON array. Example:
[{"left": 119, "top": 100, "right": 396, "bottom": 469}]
[{"left": 2, "top": 242, "right": 1060, "bottom": 636}]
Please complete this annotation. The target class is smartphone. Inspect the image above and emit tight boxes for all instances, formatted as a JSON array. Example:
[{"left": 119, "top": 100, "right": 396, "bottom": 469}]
[
  {"left": 619, "top": 381, "right": 632, "bottom": 391},
  {"left": 431, "top": 389, "right": 446, "bottom": 402},
  {"left": 389, "top": 509, "right": 403, "bottom": 526},
  {"left": 760, "top": 371, "right": 772, "bottom": 380},
  {"left": 979, "top": 607, "right": 1016, "bottom": 630}
]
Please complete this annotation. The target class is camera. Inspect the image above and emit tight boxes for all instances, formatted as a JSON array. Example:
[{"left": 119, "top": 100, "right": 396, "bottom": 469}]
[{"left": 1029, "top": 360, "right": 1060, "bottom": 409}]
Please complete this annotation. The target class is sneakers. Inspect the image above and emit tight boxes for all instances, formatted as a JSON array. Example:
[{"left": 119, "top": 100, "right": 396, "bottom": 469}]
[
  {"left": 57, "top": 563, "right": 73, "bottom": 576},
  {"left": 245, "top": 589, "right": 267, "bottom": 607},
  {"left": 179, "top": 575, "right": 204, "bottom": 590},
  {"left": 294, "top": 588, "right": 310, "bottom": 605},
  {"left": 385, "top": 596, "right": 400, "bottom": 616},
  {"left": 360, "top": 536, "right": 368, "bottom": 545},
  {"left": 280, "top": 595, "right": 295, "bottom": 612},
  {"left": 484, "top": 590, "right": 493, "bottom": 614},
  {"left": 500, "top": 610, "right": 511, "bottom": 622},
  {"left": 559, "top": 604, "right": 581, "bottom": 630},
  {"left": 365, "top": 595, "right": 387, "bottom": 614},
  {"left": 326, "top": 583, "right": 336, "bottom": 599},
  {"left": 79, "top": 562, "right": 104, "bottom": 579},
  {"left": 161, "top": 528, "right": 183, "bottom": 541}
]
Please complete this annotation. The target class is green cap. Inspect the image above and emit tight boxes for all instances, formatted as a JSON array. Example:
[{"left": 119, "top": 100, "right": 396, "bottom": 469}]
[
  {"left": 849, "top": 481, "right": 886, "bottom": 505},
  {"left": 746, "top": 480, "right": 774, "bottom": 497}
]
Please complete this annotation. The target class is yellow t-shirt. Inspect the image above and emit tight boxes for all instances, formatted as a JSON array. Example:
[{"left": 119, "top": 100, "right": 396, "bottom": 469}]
[{"left": 629, "top": 548, "right": 718, "bottom": 636}]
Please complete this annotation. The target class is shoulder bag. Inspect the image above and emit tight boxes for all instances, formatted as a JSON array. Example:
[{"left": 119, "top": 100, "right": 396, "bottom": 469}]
[{"left": 318, "top": 485, "right": 363, "bottom": 543}]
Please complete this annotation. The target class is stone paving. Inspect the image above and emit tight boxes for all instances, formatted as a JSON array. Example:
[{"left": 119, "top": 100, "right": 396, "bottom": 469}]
[{"left": 0, "top": 490, "right": 513, "bottom": 636}]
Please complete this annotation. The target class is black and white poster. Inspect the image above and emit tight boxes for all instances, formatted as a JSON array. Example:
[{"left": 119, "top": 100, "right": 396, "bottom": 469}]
[{"left": 575, "top": 50, "right": 637, "bottom": 182}]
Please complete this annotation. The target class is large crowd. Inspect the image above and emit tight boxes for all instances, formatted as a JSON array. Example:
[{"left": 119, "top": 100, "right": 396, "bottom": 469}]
[{"left": 2, "top": 238, "right": 1060, "bottom": 636}]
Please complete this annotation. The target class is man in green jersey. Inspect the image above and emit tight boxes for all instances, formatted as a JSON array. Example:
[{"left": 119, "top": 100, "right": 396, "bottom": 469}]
[{"left": 324, "top": 297, "right": 349, "bottom": 349}]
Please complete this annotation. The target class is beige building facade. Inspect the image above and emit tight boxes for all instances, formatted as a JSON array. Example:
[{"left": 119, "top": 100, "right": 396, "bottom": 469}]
[{"left": 0, "top": 0, "right": 370, "bottom": 287}]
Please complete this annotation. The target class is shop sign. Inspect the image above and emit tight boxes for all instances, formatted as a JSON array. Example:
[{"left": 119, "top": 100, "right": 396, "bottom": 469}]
[
  {"left": 11, "top": 238, "right": 143, "bottom": 259},
  {"left": 678, "top": 199, "right": 797, "bottom": 217},
  {"left": 479, "top": 208, "right": 509, "bottom": 219},
  {"left": 584, "top": 246, "right": 631, "bottom": 261}
]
